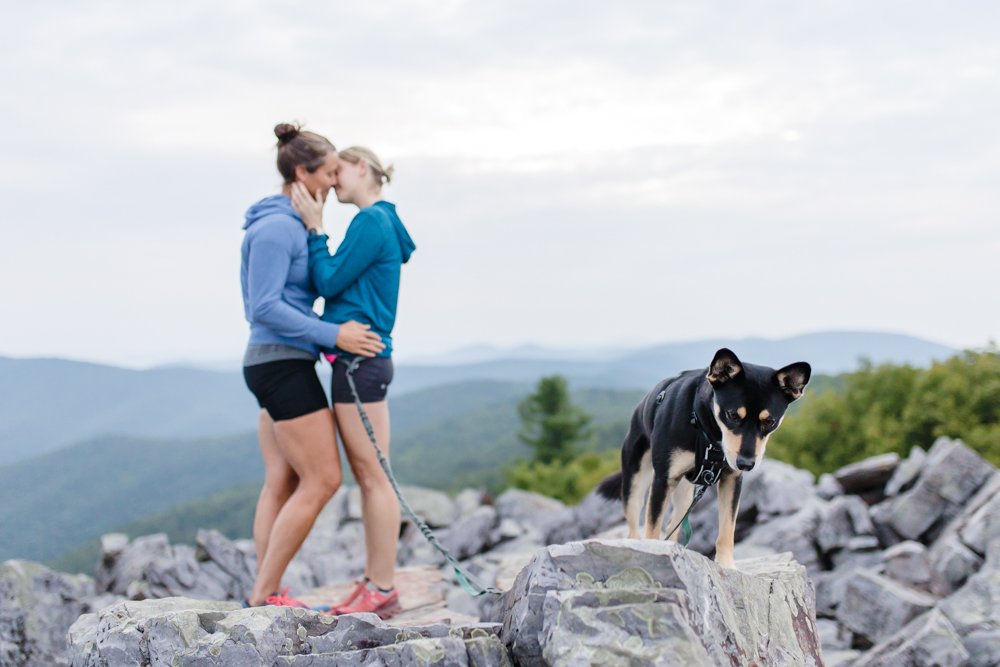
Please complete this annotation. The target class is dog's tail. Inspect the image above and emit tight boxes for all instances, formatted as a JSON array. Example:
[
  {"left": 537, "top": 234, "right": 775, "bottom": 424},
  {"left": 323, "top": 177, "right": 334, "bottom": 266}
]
[{"left": 595, "top": 471, "right": 623, "bottom": 501}]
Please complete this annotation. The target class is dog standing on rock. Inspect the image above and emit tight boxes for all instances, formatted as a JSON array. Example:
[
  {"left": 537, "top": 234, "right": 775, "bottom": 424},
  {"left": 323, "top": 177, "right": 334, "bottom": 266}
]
[{"left": 597, "top": 348, "right": 811, "bottom": 569}]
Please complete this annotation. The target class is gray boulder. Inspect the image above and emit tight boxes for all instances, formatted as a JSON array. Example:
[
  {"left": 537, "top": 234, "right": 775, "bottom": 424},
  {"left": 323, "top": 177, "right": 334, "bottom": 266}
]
[
  {"left": 825, "top": 649, "right": 862, "bottom": 667},
  {"left": 816, "top": 617, "right": 851, "bottom": 652},
  {"left": 494, "top": 489, "right": 574, "bottom": 542},
  {"left": 832, "top": 453, "right": 899, "bottom": 495},
  {"left": 404, "top": 506, "right": 500, "bottom": 567},
  {"left": 836, "top": 570, "right": 937, "bottom": 645},
  {"left": 740, "top": 497, "right": 826, "bottom": 572},
  {"left": 829, "top": 536, "right": 883, "bottom": 571},
  {"left": 868, "top": 499, "right": 904, "bottom": 549},
  {"left": 740, "top": 459, "right": 817, "bottom": 518},
  {"left": 817, "top": 473, "right": 845, "bottom": 500},
  {"left": 852, "top": 609, "right": 969, "bottom": 667},
  {"left": 957, "top": 471, "right": 1000, "bottom": 551},
  {"left": 494, "top": 539, "right": 822, "bottom": 666},
  {"left": 924, "top": 470, "right": 1000, "bottom": 595},
  {"left": 813, "top": 563, "right": 884, "bottom": 619},
  {"left": 194, "top": 529, "right": 256, "bottom": 598},
  {"left": 295, "top": 517, "right": 367, "bottom": 587},
  {"left": 937, "top": 539, "right": 1000, "bottom": 667},
  {"left": 95, "top": 533, "right": 244, "bottom": 602},
  {"left": 547, "top": 489, "right": 623, "bottom": 544},
  {"left": 881, "top": 541, "right": 931, "bottom": 591},
  {"left": 884, "top": 438, "right": 993, "bottom": 542},
  {"left": 349, "top": 485, "right": 458, "bottom": 528},
  {"left": 927, "top": 532, "right": 982, "bottom": 596},
  {"left": 454, "top": 488, "right": 487, "bottom": 517},
  {"left": 68, "top": 598, "right": 510, "bottom": 666},
  {"left": 884, "top": 446, "right": 926, "bottom": 497},
  {"left": 817, "top": 495, "right": 875, "bottom": 555},
  {"left": 958, "top": 471, "right": 1000, "bottom": 555},
  {"left": 1, "top": 560, "right": 98, "bottom": 667},
  {"left": 441, "top": 506, "right": 500, "bottom": 561}
]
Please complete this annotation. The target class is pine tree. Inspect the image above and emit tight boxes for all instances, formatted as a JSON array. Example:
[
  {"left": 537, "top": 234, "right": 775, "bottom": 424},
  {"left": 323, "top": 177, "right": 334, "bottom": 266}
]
[{"left": 517, "top": 375, "right": 592, "bottom": 464}]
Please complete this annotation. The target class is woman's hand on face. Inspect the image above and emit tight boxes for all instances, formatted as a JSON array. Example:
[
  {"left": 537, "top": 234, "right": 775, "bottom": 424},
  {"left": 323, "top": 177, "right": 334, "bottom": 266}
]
[
  {"left": 336, "top": 321, "right": 386, "bottom": 358},
  {"left": 290, "top": 182, "right": 325, "bottom": 232}
]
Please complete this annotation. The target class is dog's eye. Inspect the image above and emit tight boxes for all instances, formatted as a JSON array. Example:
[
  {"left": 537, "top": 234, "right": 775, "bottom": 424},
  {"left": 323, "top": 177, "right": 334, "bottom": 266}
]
[{"left": 725, "top": 409, "right": 743, "bottom": 422}]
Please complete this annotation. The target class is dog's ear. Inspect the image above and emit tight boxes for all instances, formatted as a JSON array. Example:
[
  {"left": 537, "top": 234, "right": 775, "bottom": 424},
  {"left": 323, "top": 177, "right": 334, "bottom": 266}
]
[
  {"left": 707, "top": 348, "right": 744, "bottom": 386},
  {"left": 775, "top": 362, "right": 812, "bottom": 400}
]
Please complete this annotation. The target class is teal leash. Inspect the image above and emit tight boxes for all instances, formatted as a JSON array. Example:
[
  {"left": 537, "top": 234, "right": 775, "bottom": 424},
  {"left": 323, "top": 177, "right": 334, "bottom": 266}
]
[
  {"left": 669, "top": 483, "right": 709, "bottom": 547},
  {"left": 342, "top": 357, "right": 501, "bottom": 597}
]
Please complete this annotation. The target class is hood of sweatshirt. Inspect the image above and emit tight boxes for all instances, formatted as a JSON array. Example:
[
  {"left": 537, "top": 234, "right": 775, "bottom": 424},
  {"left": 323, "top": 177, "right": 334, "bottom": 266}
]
[
  {"left": 243, "top": 194, "right": 300, "bottom": 230},
  {"left": 373, "top": 201, "right": 416, "bottom": 263}
]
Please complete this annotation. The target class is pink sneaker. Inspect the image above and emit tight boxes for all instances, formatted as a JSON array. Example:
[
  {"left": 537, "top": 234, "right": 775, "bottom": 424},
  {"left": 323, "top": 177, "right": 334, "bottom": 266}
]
[
  {"left": 332, "top": 585, "right": 401, "bottom": 620},
  {"left": 263, "top": 587, "right": 310, "bottom": 608},
  {"left": 318, "top": 578, "right": 368, "bottom": 612}
]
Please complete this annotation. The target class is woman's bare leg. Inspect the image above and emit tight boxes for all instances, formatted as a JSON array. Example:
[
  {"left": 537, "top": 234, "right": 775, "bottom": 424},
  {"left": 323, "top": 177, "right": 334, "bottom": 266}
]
[
  {"left": 334, "top": 402, "right": 398, "bottom": 590},
  {"left": 248, "top": 407, "right": 342, "bottom": 605},
  {"left": 253, "top": 410, "right": 298, "bottom": 564}
]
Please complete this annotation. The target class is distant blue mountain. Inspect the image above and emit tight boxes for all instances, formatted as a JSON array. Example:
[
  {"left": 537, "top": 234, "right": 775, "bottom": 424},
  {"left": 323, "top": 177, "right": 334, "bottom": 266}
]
[
  {"left": 0, "top": 331, "right": 956, "bottom": 465},
  {"left": 389, "top": 331, "right": 957, "bottom": 394}
]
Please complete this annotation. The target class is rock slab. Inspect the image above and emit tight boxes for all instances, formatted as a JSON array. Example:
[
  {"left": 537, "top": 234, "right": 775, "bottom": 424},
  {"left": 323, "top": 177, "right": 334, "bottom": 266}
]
[
  {"left": 494, "top": 538, "right": 822, "bottom": 666},
  {"left": 68, "top": 598, "right": 509, "bottom": 666},
  {"left": 1, "top": 560, "right": 98, "bottom": 667}
]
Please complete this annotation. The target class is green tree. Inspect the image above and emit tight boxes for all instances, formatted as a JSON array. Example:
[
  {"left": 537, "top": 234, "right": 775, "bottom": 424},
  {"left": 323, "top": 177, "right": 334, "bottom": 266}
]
[
  {"left": 517, "top": 375, "right": 592, "bottom": 464},
  {"left": 505, "top": 450, "right": 621, "bottom": 504},
  {"left": 768, "top": 346, "right": 1000, "bottom": 475}
]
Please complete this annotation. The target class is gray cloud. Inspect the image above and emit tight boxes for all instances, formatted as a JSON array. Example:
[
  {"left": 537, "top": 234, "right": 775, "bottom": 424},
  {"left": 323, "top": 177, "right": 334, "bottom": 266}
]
[{"left": 1, "top": 1, "right": 997, "bottom": 365}]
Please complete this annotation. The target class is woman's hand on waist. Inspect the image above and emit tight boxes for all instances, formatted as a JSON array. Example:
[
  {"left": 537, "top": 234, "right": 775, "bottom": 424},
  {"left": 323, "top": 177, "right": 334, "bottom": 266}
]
[{"left": 337, "top": 321, "right": 385, "bottom": 357}]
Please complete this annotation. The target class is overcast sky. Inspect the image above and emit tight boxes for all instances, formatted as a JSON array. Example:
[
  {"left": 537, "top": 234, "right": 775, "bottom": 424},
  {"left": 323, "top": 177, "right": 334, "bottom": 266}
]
[{"left": 1, "top": 1, "right": 997, "bottom": 367}]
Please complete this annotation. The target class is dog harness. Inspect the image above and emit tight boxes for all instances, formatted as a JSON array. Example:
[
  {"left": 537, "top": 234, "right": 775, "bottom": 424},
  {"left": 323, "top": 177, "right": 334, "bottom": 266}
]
[
  {"left": 686, "top": 410, "right": 729, "bottom": 487},
  {"left": 654, "top": 390, "right": 732, "bottom": 545},
  {"left": 653, "top": 390, "right": 730, "bottom": 487}
]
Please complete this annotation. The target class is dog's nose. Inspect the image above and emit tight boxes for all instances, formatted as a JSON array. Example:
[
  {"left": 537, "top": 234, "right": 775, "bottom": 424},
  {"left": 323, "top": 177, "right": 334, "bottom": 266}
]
[{"left": 737, "top": 456, "right": 755, "bottom": 471}]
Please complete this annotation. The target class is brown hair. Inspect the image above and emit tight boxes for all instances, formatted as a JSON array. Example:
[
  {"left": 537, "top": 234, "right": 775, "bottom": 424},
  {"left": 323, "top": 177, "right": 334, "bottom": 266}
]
[
  {"left": 338, "top": 146, "right": 394, "bottom": 186},
  {"left": 274, "top": 123, "right": 336, "bottom": 184}
]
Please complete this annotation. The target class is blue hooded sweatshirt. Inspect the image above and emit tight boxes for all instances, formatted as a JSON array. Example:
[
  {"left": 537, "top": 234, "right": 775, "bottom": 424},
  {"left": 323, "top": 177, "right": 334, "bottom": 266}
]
[
  {"left": 307, "top": 201, "right": 415, "bottom": 358},
  {"left": 241, "top": 194, "right": 341, "bottom": 357}
]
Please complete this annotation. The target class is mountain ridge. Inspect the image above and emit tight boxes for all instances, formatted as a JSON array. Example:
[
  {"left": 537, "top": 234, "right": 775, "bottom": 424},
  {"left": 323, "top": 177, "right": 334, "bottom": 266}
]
[{"left": 0, "top": 331, "right": 955, "bottom": 465}]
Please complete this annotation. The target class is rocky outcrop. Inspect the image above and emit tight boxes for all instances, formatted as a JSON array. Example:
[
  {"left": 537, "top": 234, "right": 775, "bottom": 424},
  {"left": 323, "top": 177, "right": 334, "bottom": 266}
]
[
  {"left": 3, "top": 434, "right": 998, "bottom": 665},
  {"left": 65, "top": 539, "right": 820, "bottom": 667},
  {"left": 68, "top": 598, "right": 509, "bottom": 666},
  {"left": 494, "top": 539, "right": 820, "bottom": 666},
  {"left": 808, "top": 437, "right": 1000, "bottom": 662},
  {"left": 0, "top": 560, "right": 120, "bottom": 667}
]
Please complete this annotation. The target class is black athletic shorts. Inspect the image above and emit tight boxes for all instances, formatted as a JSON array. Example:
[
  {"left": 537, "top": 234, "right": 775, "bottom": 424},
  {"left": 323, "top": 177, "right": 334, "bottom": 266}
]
[
  {"left": 331, "top": 356, "right": 394, "bottom": 404},
  {"left": 243, "top": 359, "right": 328, "bottom": 421}
]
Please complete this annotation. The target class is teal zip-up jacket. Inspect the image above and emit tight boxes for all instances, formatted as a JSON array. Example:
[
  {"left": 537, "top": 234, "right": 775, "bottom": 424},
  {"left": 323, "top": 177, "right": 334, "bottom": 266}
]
[{"left": 307, "top": 201, "right": 415, "bottom": 357}]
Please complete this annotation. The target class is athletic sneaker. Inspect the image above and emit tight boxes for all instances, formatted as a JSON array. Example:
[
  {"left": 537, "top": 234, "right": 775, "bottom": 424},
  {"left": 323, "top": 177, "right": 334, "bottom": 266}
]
[
  {"left": 263, "top": 587, "right": 310, "bottom": 608},
  {"left": 313, "top": 578, "right": 369, "bottom": 613},
  {"left": 332, "top": 585, "right": 401, "bottom": 620}
]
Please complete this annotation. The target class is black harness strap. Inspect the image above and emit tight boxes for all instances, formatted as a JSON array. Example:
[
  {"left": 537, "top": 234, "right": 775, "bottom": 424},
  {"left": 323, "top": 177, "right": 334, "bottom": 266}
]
[
  {"left": 653, "top": 390, "right": 731, "bottom": 545},
  {"left": 685, "top": 410, "right": 729, "bottom": 487}
]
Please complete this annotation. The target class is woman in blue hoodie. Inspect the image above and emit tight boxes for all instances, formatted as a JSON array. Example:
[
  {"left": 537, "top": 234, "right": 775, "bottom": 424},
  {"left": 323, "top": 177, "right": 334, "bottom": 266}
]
[
  {"left": 240, "top": 125, "right": 385, "bottom": 608},
  {"left": 291, "top": 146, "right": 415, "bottom": 619}
]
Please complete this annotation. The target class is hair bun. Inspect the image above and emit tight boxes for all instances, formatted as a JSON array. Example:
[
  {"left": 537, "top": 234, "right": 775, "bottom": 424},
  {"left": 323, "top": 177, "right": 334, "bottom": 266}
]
[
  {"left": 382, "top": 164, "right": 395, "bottom": 184},
  {"left": 274, "top": 123, "right": 300, "bottom": 144}
]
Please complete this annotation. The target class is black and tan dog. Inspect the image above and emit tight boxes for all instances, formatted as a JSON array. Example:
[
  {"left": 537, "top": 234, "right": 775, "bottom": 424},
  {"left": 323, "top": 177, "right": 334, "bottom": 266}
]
[{"left": 597, "top": 348, "right": 810, "bottom": 569}]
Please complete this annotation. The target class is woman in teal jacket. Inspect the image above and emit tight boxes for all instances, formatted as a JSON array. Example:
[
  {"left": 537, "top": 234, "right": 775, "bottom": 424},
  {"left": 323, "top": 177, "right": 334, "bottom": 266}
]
[{"left": 291, "top": 146, "right": 415, "bottom": 620}]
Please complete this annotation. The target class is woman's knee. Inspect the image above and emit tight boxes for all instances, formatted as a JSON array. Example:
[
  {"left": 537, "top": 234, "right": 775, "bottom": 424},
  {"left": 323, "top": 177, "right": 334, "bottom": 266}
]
[
  {"left": 302, "top": 466, "right": 342, "bottom": 501},
  {"left": 264, "top": 466, "right": 298, "bottom": 498},
  {"left": 353, "top": 467, "right": 391, "bottom": 495}
]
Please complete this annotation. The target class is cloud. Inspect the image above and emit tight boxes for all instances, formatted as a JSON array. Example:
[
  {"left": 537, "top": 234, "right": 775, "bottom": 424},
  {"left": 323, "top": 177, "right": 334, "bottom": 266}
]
[{"left": 0, "top": 1, "right": 998, "bottom": 365}]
